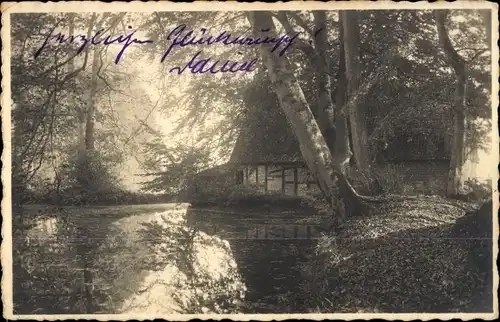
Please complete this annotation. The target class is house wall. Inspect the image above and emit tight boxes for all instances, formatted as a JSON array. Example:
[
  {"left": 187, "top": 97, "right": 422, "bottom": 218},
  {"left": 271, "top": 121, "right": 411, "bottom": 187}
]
[
  {"left": 239, "top": 164, "right": 319, "bottom": 196},
  {"left": 238, "top": 161, "right": 449, "bottom": 197},
  {"left": 267, "top": 165, "right": 284, "bottom": 192}
]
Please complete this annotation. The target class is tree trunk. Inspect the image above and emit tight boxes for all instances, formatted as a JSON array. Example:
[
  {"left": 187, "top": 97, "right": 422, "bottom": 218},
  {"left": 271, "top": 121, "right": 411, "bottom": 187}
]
[
  {"left": 312, "top": 11, "right": 336, "bottom": 154},
  {"left": 447, "top": 73, "right": 467, "bottom": 196},
  {"left": 341, "top": 11, "right": 371, "bottom": 169},
  {"left": 12, "top": 99, "right": 27, "bottom": 216},
  {"left": 311, "top": 11, "right": 365, "bottom": 212},
  {"left": 341, "top": 11, "right": 385, "bottom": 196},
  {"left": 334, "top": 14, "right": 352, "bottom": 168},
  {"left": 85, "top": 48, "right": 100, "bottom": 151},
  {"left": 76, "top": 14, "right": 101, "bottom": 183},
  {"left": 76, "top": 46, "right": 100, "bottom": 199},
  {"left": 75, "top": 16, "right": 87, "bottom": 190},
  {"left": 435, "top": 10, "right": 468, "bottom": 197},
  {"left": 67, "top": 13, "right": 87, "bottom": 167},
  {"left": 247, "top": 11, "right": 365, "bottom": 219}
]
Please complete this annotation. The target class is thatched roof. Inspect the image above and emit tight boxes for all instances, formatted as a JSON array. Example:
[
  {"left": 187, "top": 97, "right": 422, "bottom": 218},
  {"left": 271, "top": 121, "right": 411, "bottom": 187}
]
[
  {"left": 229, "top": 103, "right": 304, "bottom": 165},
  {"left": 195, "top": 164, "right": 234, "bottom": 177},
  {"left": 228, "top": 74, "right": 449, "bottom": 167},
  {"left": 229, "top": 102, "right": 450, "bottom": 166}
]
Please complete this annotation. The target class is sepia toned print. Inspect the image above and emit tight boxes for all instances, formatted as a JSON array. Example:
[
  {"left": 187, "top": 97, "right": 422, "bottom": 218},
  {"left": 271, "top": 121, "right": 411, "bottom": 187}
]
[{"left": 1, "top": 1, "right": 498, "bottom": 320}]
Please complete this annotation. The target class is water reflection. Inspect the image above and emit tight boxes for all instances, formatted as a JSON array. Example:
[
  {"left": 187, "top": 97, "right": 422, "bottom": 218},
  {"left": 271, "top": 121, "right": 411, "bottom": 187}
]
[
  {"left": 125, "top": 207, "right": 246, "bottom": 314},
  {"left": 19, "top": 205, "right": 320, "bottom": 314},
  {"left": 185, "top": 208, "right": 320, "bottom": 313},
  {"left": 26, "top": 217, "right": 59, "bottom": 244},
  {"left": 127, "top": 206, "right": 321, "bottom": 313}
]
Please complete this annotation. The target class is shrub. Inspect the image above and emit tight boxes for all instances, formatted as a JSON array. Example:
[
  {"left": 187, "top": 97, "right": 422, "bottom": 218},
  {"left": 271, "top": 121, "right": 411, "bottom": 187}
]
[
  {"left": 347, "top": 164, "right": 446, "bottom": 196},
  {"left": 345, "top": 166, "right": 385, "bottom": 196},
  {"left": 459, "top": 178, "right": 492, "bottom": 202},
  {"left": 373, "top": 164, "right": 416, "bottom": 195},
  {"left": 16, "top": 147, "right": 181, "bottom": 206},
  {"left": 299, "top": 192, "right": 333, "bottom": 217}
]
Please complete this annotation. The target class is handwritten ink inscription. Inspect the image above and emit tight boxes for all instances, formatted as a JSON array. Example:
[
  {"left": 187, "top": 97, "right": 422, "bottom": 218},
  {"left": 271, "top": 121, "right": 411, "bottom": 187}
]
[
  {"left": 34, "top": 25, "right": 153, "bottom": 64},
  {"left": 34, "top": 23, "right": 320, "bottom": 75},
  {"left": 168, "top": 51, "right": 258, "bottom": 75},
  {"left": 162, "top": 24, "right": 299, "bottom": 74}
]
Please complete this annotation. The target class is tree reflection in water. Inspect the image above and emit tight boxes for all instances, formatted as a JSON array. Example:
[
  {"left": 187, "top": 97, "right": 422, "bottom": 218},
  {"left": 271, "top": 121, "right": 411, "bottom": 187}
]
[
  {"left": 128, "top": 208, "right": 247, "bottom": 314},
  {"left": 16, "top": 206, "right": 314, "bottom": 314}
]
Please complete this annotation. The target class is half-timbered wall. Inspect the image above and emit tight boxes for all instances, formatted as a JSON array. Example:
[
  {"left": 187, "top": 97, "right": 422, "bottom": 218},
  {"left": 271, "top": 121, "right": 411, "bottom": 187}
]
[{"left": 238, "top": 164, "right": 318, "bottom": 196}]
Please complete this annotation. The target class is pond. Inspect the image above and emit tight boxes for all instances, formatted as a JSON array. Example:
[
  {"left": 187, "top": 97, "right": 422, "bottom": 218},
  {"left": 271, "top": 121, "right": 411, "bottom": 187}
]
[{"left": 16, "top": 204, "right": 324, "bottom": 314}]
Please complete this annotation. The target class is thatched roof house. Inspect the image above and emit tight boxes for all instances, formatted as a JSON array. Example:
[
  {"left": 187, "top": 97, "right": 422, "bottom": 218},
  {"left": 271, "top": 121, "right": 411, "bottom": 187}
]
[
  {"left": 227, "top": 103, "right": 317, "bottom": 196},
  {"left": 229, "top": 102, "right": 303, "bottom": 166},
  {"left": 192, "top": 90, "right": 452, "bottom": 197}
]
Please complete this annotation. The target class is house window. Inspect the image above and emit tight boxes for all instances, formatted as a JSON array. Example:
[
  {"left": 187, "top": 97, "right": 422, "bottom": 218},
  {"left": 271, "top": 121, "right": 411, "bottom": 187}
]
[{"left": 236, "top": 170, "right": 244, "bottom": 184}]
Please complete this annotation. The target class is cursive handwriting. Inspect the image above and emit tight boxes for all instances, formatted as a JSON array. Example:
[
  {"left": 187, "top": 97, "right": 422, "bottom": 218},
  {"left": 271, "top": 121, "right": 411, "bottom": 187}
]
[
  {"left": 161, "top": 24, "right": 300, "bottom": 63},
  {"left": 169, "top": 51, "right": 257, "bottom": 75},
  {"left": 34, "top": 26, "right": 153, "bottom": 64},
  {"left": 34, "top": 23, "right": 318, "bottom": 74}
]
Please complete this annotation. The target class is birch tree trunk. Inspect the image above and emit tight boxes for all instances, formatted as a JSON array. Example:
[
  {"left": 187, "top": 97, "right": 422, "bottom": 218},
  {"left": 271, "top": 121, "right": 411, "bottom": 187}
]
[
  {"left": 247, "top": 11, "right": 365, "bottom": 219},
  {"left": 435, "top": 10, "right": 468, "bottom": 197}
]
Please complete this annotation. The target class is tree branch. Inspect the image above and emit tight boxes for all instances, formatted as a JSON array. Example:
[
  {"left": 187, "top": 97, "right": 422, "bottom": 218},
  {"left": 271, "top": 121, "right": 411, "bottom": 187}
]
[
  {"left": 434, "top": 10, "right": 466, "bottom": 74},
  {"left": 468, "top": 48, "right": 488, "bottom": 63},
  {"left": 287, "top": 11, "right": 314, "bottom": 38},
  {"left": 274, "top": 12, "right": 330, "bottom": 73},
  {"left": 37, "top": 14, "right": 98, "bottom": 78}
]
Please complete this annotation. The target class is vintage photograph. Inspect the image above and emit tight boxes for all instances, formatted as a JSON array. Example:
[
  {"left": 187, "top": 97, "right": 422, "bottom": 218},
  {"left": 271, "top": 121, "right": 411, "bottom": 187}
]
[{"left": 1, "top": 1, "right": 498, "bottom": 319}]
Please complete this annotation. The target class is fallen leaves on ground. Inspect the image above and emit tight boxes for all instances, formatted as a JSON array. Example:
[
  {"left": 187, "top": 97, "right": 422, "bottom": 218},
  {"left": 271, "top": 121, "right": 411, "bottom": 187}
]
[{"left": 301, "top": 197, "right": 493, "bottom": 313}]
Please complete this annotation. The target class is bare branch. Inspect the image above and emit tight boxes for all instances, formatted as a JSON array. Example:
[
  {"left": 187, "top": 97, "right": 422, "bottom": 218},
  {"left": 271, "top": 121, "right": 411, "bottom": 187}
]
[
  {"left": 274, "top": 12, "right": 331, "bottom": 73},
  {"left": 124, "top": 94, "right": 164, "bottom": 145},
  {"left": 287, "top": 11, "right": 314, "bottom": 38}
]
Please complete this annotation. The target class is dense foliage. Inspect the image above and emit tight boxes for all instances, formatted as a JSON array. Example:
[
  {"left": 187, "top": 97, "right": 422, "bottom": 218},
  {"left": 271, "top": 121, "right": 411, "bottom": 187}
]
[{"left": 11, "top": 10, "right": 491, "bottom": 204}]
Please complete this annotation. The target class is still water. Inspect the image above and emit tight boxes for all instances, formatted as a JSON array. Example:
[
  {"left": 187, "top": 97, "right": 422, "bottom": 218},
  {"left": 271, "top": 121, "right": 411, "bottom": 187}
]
[{"left": 23, "top": 204, "right": 322, "bottom": 314}]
